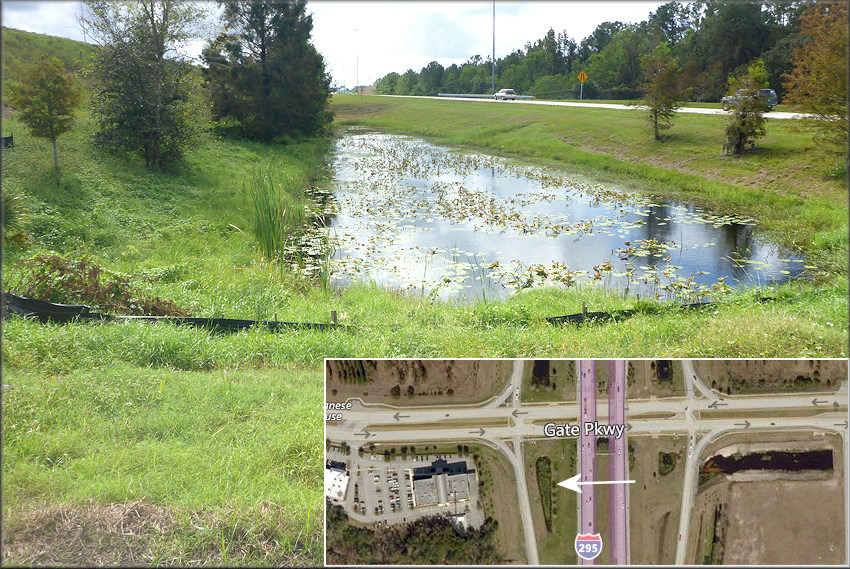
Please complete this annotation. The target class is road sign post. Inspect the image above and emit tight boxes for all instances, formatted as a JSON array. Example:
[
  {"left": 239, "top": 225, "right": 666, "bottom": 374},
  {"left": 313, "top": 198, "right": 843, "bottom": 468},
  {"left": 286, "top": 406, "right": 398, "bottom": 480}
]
[{"left": 578, "top": 70, "right": 588, "bottom": 101}]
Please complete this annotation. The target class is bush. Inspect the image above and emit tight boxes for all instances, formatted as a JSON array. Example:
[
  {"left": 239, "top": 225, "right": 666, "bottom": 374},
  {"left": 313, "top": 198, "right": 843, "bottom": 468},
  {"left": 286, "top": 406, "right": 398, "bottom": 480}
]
[
  {"left": 574, "top": 80, "right": 599, "bottom": 99},
  {"left": 5, "top": 252, "right": 186, "bottom": 315}
]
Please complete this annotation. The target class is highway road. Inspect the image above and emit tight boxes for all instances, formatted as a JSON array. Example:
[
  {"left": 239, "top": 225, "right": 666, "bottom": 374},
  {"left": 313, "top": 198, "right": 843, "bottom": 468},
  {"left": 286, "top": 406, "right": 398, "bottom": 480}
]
[
  {"left": 382, "top": 94, "right": 814, "bottom": 120},
  {"left": 608, "top": 360, "right": 628, "bottom": 565},
  {"left": 326, "top": 360, "right": 849, "bottom": 565},
  {"left": 332, "top": 390, "right": 847, "bottom": 433},
  {"left": 579, "top": 360, "right": 598, "bottom": 565}
]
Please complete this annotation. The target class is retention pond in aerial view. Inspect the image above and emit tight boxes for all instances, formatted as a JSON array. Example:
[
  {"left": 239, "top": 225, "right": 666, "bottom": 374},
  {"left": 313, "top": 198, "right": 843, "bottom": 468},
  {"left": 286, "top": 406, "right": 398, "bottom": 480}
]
[{"left": 316, "top": 128, "right": 809, "bottom": 302}]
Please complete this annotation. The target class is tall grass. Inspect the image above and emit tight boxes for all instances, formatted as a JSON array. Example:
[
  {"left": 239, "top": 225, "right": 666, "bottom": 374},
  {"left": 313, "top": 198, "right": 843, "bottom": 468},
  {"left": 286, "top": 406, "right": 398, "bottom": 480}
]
[{"left": 246, "top": 169, "right": 308, "bottom": 264}]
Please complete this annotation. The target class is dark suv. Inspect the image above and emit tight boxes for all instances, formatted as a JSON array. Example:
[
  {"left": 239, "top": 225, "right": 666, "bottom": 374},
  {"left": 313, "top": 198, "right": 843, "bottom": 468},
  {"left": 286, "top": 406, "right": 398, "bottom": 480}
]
[{"left": 721, "top": 88, "right": 778, "bottom": 111}]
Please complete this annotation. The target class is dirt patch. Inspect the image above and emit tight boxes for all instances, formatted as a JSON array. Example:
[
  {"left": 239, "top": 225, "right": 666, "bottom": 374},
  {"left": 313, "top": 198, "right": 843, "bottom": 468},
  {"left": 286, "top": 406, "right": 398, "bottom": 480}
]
[
  {"left": 689, "top": 432, "right": 845, "bottom": 564},
  {"left": 326, "top": 359, "right": 513, "bottom": 405},
  {"left": 2, "top": 500, "right": 318, "bottom": 566},
  {"left": 724, "top": 478, "right": 844, "bottom": 564}
]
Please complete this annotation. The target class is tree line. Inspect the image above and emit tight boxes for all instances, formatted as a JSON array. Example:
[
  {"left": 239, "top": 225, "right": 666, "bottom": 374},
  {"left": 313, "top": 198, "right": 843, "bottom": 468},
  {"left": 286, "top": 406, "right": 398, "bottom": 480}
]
[
  {"left": 9, "top": 0, "right": 333, "bottom": 175},
  {"left": 373, "top": 1, "right": 846, "bottom": 156},
  {"left": 374, "top": 1, "right": 825, "bottom": 102}
]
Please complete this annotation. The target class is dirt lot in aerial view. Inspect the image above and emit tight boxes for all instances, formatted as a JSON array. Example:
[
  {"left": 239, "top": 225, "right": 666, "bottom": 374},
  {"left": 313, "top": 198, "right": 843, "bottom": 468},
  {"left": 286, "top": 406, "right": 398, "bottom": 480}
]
[
  {"left": 693, "top": 359, "right": 848, "bottom": 394},
  {"left": 689, "top": 432, "right": 845, "bottom": 565},
  {"left": 629, "top": 435, "right": 688, "bottom": 565},
  {"left": 474, "top": 445, "right": 525, "bottom": 564},
  {"left": 724, "top": 477, "right": 844, "bottom": 564},
  {"left": 325, "top": 359, "right": 513, "bottom": 405}
]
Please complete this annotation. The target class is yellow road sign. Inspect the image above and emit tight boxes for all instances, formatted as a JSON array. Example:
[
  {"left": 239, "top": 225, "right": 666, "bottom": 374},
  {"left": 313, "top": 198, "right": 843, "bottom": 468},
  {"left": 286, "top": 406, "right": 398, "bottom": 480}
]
[{"left": 578, "top": 71, "right": 588, "bottom": 84}]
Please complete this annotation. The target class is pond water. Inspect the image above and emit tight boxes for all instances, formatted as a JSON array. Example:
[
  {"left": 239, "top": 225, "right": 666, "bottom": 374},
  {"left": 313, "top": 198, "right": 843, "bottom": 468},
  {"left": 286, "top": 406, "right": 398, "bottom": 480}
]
[{"left": 318, "top": 129, "right": 808, "bottom": 301}]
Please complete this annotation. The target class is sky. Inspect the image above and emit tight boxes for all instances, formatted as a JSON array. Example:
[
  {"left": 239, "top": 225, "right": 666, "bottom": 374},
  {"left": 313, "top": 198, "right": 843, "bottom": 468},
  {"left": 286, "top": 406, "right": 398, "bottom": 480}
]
[{"left": 2, "top": 1, "right": 667, "bottom": 89}]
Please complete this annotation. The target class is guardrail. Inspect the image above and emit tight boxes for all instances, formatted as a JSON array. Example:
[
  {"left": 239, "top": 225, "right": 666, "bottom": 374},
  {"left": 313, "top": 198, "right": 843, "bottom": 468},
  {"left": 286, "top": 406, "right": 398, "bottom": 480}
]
[{"left": 438, "top": 93, "right": 535, "bottom": 100}]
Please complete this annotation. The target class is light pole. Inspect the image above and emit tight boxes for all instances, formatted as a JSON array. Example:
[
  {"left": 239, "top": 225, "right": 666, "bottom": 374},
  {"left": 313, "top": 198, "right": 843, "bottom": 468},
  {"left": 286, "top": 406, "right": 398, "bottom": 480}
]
[
  {"left": 491, "top": 0, "right": 495, "bottom": 93},
  {"left": 355, "top": 28, "right": 361, "bottom": 100}
]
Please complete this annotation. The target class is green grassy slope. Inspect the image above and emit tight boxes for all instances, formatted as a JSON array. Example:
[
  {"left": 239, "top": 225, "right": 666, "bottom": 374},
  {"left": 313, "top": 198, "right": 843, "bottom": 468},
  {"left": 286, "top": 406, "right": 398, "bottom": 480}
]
[{"left": 2, "top": 27, "right": 95, "bottom": 96}]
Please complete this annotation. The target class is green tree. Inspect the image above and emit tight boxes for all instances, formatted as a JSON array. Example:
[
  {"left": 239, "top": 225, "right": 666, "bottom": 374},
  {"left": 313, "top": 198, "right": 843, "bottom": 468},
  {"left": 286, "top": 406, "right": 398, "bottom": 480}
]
[
  {"left": 82, "top": 0, "right": 202, "bottom": 170},
  {"left": 202, "top": 0, "right": 332, "bottom": 141},
  {"left": 394, "top": 69, "right": 417, "bottom": 95},
  {"left": 723, "top": 62, "right": 768, "bottom": 155},
  {"left": 9, "top": 57, "right": 81, "bottom": 179},
  {"left": 636, "top": 43, "right": 683, "bottom": 140},
  {"left": 417, "top": 61, "right": 444, "bottom": 96},
  {"left": 783, "top": 2, "right": 848, "bottom": 157},
  {"left": 587, "top": 23, "right": 651, "bottom": 94},
  {"left": 374, "top": 71, "right": 400, "bottom": 94}
]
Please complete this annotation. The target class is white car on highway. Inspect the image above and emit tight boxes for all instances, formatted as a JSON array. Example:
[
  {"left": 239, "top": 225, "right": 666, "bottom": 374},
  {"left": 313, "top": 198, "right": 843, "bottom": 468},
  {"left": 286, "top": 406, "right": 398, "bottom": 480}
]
[{"left": 494, "top": 88, "right": 517, "bottom": 100}]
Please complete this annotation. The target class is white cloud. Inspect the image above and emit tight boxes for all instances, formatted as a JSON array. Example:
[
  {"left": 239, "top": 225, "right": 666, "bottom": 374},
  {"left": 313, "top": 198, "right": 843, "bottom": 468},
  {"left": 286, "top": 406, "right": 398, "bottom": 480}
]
[{"left": 1, "top": 1, "right": 667, "bottom": 88}]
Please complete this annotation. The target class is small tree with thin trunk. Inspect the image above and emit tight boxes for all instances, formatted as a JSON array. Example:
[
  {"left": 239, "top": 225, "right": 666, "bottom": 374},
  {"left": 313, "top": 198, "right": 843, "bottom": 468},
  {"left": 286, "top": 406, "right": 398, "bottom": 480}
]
[
  {"left": 636, "top": 43, "right": 682, "bottom": 141},
  {"left": 10, "top": 57, "right": 81, "bottom": 182},
  {"left": 723, "top": 61, "right": 768, "bottom": 155}
]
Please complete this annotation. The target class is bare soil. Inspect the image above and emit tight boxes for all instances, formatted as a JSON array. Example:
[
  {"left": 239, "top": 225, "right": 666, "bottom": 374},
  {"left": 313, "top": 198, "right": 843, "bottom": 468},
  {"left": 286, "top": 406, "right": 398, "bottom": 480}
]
[
  {"left": 325, "top": 359, "right": 513, "bottom": 405},
  {"left": 689, "top": 432, "right": 845, "bottom": 564},
  {"left": 724, "top": 478, "right": 844, "bottom": 564},
  {"left": 2, "top": 499, "right": 315, "bottom": 566}
]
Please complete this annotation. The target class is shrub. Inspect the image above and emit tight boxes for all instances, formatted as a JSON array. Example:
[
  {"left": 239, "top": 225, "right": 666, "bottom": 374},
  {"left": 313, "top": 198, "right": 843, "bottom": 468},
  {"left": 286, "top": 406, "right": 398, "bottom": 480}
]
[{"left": 5, "top": 252, "right": 186, "bottom": 315}]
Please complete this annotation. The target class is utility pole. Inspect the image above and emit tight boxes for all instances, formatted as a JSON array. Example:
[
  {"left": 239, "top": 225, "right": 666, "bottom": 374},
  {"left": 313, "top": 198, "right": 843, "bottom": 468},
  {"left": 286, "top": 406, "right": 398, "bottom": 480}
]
[
  {"left": 491, "top": 0, "right": 495, "bottom": 93},
  {"left": 355, "top": 28, "right": 360, "bottom": 100},
  {"left": 80, "top": 1, "right": 87, "bottom": 44}
]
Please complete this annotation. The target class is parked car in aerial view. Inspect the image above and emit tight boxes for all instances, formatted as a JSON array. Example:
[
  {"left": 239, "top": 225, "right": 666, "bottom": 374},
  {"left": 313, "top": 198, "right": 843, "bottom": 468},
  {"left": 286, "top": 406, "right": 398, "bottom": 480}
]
[
  {"left": 494, "top": 88, "right": 517, "bottom": 100},
  {"left": 721, "top": 88, "right": 778, "bottom": 111}
]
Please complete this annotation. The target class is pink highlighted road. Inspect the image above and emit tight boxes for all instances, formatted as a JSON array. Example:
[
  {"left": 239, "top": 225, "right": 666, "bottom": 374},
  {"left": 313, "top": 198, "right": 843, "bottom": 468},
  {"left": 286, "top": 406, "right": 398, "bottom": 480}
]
[
  {"left": 608, "top": 360, "right": 629, "bottom": 564},
  {"left": 579, "top": 360, "right": 597, "bottom": 564}
]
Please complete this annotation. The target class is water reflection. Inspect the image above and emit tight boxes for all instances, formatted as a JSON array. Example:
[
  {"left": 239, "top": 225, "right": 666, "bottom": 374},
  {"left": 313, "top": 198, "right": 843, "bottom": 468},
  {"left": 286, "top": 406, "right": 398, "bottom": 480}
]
[{"left": 319, "top": 130, "right": 806, "bottom": 301}]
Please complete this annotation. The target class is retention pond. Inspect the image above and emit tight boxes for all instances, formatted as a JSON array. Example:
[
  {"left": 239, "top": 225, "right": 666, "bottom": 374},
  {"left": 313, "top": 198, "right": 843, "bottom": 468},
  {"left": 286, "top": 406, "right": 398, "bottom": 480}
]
[{"left": 318, "top": 129, "right": 808, "bottom": 301}]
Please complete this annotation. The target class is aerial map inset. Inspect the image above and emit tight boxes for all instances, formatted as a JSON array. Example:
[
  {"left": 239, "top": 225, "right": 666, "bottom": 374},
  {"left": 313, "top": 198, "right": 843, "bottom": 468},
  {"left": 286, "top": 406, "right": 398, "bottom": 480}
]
[{"left": 325, "top": 359, "right": 848, "bottom": 565}]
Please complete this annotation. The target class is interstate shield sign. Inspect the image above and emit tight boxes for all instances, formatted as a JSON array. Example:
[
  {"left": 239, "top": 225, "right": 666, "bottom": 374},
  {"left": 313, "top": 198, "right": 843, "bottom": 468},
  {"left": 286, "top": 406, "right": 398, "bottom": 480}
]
[{"left": 575, "top": 533, "right": 603, "bottom": 560}]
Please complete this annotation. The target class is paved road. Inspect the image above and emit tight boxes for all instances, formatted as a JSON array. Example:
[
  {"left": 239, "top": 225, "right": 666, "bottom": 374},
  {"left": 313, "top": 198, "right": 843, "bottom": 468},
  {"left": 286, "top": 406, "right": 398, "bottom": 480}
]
[
  {"left": 608, "top": 361, "right": 628, "bottom": 565},
  {"left": 333, "top": 390, "right": 847, "bottom": 432},
  {"left": 579, "top": 360, "right": 598, "bottom": 565},
  {"left": 383, "top": 94, "right": 814, "bottom": 120}
]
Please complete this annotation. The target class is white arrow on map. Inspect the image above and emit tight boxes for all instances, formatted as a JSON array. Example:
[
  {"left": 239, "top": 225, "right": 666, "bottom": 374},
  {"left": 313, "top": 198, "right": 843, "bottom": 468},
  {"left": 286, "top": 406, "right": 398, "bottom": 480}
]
[{"left": 557, "top": 473, "right": 636, "bottom": 494}]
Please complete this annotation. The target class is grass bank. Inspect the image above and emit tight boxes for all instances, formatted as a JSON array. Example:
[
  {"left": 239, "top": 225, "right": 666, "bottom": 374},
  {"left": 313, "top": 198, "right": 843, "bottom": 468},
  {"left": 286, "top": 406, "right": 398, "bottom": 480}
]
[
  {"left": 330, "top": 94, "right": 847, "bottom": 274},
  {"left": 1, "top": 108, "right": 329, "bottom": 565}
]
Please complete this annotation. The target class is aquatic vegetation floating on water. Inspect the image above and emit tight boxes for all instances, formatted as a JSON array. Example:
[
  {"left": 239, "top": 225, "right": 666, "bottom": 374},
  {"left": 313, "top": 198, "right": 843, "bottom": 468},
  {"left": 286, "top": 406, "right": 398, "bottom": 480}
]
[{"left": 310, "top": 131, "right": 808, "bottom": 301}]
